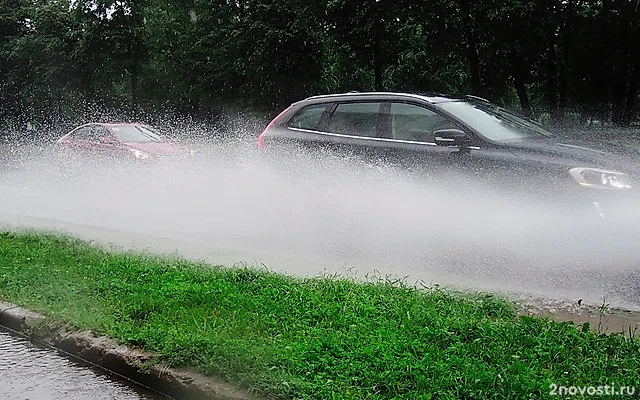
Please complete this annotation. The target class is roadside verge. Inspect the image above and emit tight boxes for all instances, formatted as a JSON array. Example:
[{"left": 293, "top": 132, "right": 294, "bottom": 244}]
[
  {"left": 1, "top": 230, "right": 639, "bottom": 399},
  {"left": 0, "top": 301, "right": 263, "bottom": 400}
]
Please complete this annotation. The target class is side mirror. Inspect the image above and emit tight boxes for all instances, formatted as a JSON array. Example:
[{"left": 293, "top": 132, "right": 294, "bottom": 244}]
[{"left": 434, "top": 129, "right": 470, "bottom": 147}]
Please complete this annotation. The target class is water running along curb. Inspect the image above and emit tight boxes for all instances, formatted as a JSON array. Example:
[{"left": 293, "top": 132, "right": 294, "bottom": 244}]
[{"left": 0, "top": 301, "right": 264, "bottom": 400}]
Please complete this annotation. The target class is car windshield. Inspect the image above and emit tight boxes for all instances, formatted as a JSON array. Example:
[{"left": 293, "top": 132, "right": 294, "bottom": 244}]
[
  {"left": 110, "top": 124, "right": 165, "bottom": 143},
  {"left": 439, "top": 101, "right": 552, "bottom": 142}
]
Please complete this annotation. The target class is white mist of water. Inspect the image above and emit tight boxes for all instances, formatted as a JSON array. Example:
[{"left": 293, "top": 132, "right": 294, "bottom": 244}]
[{"left": 1, "top": 130, "right": 639, "bottom": 310}]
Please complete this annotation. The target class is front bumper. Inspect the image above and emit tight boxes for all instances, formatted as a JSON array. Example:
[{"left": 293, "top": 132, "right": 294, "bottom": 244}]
[
  {"left": 579, "top": 189, "right": 639, "bottom": 221},
  {"left": 562, "top": 190, "right": 640, "bottom": 251}
]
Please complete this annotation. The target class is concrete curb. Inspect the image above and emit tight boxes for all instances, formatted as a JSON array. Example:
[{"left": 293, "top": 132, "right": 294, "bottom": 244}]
[{"left": 0, "top": 301, "right": 265, "bottom": 400}]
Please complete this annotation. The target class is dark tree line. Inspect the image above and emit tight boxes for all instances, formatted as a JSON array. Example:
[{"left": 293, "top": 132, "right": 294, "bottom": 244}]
[{"left": 1, "top": 0, "right": 639, "bottom": 132}]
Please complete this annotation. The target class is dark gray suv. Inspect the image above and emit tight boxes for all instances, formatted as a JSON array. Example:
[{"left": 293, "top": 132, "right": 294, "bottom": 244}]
[{"left": 258, "top": 91, "right": 639, "bottom": 224}]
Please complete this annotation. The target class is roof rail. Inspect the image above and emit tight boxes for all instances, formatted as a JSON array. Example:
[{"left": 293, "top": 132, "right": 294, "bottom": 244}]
[{"left": 465, "top": 94, "right": 490, "bottom": 103}]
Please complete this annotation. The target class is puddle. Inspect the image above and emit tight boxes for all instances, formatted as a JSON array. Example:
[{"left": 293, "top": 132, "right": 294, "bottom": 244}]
[{"left": 0, "top": 326, "right": 168, "bottom": 400}]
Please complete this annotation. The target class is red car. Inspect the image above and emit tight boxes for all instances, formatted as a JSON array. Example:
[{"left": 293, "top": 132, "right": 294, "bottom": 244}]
[{"left": 54, "top": 122, "right": 194, "bottom": 164}]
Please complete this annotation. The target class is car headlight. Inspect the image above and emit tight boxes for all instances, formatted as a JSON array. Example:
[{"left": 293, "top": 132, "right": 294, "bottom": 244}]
[
  {"left": 129, "top": 149, "right": 149, "bottom": 160},
  {"left": 569, "top": 167, "right": 631, "bottom": 190}
]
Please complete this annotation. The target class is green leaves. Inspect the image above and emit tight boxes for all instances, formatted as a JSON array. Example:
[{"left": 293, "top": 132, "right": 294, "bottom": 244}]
[{"left": 1, "top": 0, "right": 639, "bottom": 137}]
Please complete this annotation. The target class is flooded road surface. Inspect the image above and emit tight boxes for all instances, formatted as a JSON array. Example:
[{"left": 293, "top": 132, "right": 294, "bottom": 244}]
[
  {"left": 2, "top": 141, "right": 640, "bottom": 312},
  {"left": 0, "top": 327, "right": 168, "bottom": 400}
]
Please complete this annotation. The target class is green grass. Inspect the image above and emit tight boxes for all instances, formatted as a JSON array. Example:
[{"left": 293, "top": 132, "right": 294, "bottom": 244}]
[{"left": 1, "top": 231, "right": 639, "bottom": 399}]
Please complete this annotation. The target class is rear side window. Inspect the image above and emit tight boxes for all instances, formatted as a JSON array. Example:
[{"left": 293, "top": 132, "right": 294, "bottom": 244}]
[
  {"left": 71, "top": 126, "right": 108, "bottom": 142},
  {"left": 93, "top": 126, "right": 113, "bottom": 140},
  {"left": 390, "top": 103, "right": 458, "bottom": 143},
  {"left": 327, "top": 102, "right": 382, "bottom": 138},
  {"left": 70, "top": 127, "right": 95, "bottom": 141},
  {"left": 288, "top": 104, "right": 329, "bottom": 131}
]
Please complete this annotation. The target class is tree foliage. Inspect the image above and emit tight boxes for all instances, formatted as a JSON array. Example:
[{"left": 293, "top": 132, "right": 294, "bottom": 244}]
[{"left": 1, "top": 0, "right": 639, "bottom": 128}]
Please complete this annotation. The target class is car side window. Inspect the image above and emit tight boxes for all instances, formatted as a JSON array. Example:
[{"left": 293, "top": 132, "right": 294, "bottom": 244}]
[
  {"left": 288, "top": 104, "right": 329, "bottom": 131},
  {"left": 390, "top": 103, "right": 459, "bottom": 143},
  {"left": 70, "top": 127, "right": 94, "bottom": 141},
  {"left": 327, "top": 102, "right": 382, "bottom": 138},
  {"left": 92, "top": 126, "right": 112, "bottom": 142}
]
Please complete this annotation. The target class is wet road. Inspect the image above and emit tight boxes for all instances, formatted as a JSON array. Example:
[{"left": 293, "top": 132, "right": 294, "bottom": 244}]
[
  {"left": 0, "top": 327, "right": 167, "bottom": 400},
  {"left": 1, "top": 141, "right": 640, "bottom": 312}
]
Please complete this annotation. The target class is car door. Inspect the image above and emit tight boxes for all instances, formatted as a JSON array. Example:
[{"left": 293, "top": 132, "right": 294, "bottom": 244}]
[
  {"left": 382, "top": 102, "right": 464, "bottom": 168},
  {"left": 317, "top": 100, "right": 392, "bottom": 162},
  {"left": 70, "top": 125, "right": 120, "bottom": 158},
  {"left": 281, "top": 102, "right": 336, "bottom": 153},
  {"left": 381, "top": 101, "right": 525, "bottom": 193},
  {"left": 90, "top": 125, "right": 123, "bottom": 160},
  {"left": 277, "top": 100, "right": 390, "bottom": 162},
  {"left": 64, "top": 126, "right": 95, "bottom": 152}
]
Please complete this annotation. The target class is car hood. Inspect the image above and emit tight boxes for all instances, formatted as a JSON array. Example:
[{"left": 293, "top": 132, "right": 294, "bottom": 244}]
[
  {"left": 499, "top": 136, "right": 640, "bottom": 176},
  {"left": 124, "top": 141, "right": 190, "bottom": 155}
]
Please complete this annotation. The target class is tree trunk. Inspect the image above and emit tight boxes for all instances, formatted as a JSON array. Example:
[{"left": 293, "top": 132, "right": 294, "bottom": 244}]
[
  {"left": 467, "top": 33, "right": 482, "bottom": 96},
  {"left": 130, "top": 43, "right": 139, "bottom": 119},
  {"left": 558, "top": 0, "right": 577, "bottom": 121},
  {"left": 512, "top": 53, "right": 532, "bottom": 118},
  {"left": 514, "top": 80, "right": 532, "bottom": 118},
  {"left": 546, "top": 44, "right": 559, "bottom": 121},
  {"left": 559, "top": 44, "right": 569, "bottom": 120},
  {"left": 611, "top": 65, "right": 627, "bottom": 126},
  {"left": 623, "top": 70, "right": 638, "bottom": 126},
  {"left": 128, "top": 0, "right": 143, "bottom": 120},
  {"left": 458, "top": 0, "right": 482, "bottom": 95},
  {"left": 373, "top": 17, "right": 383, "bottom": 91}
]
